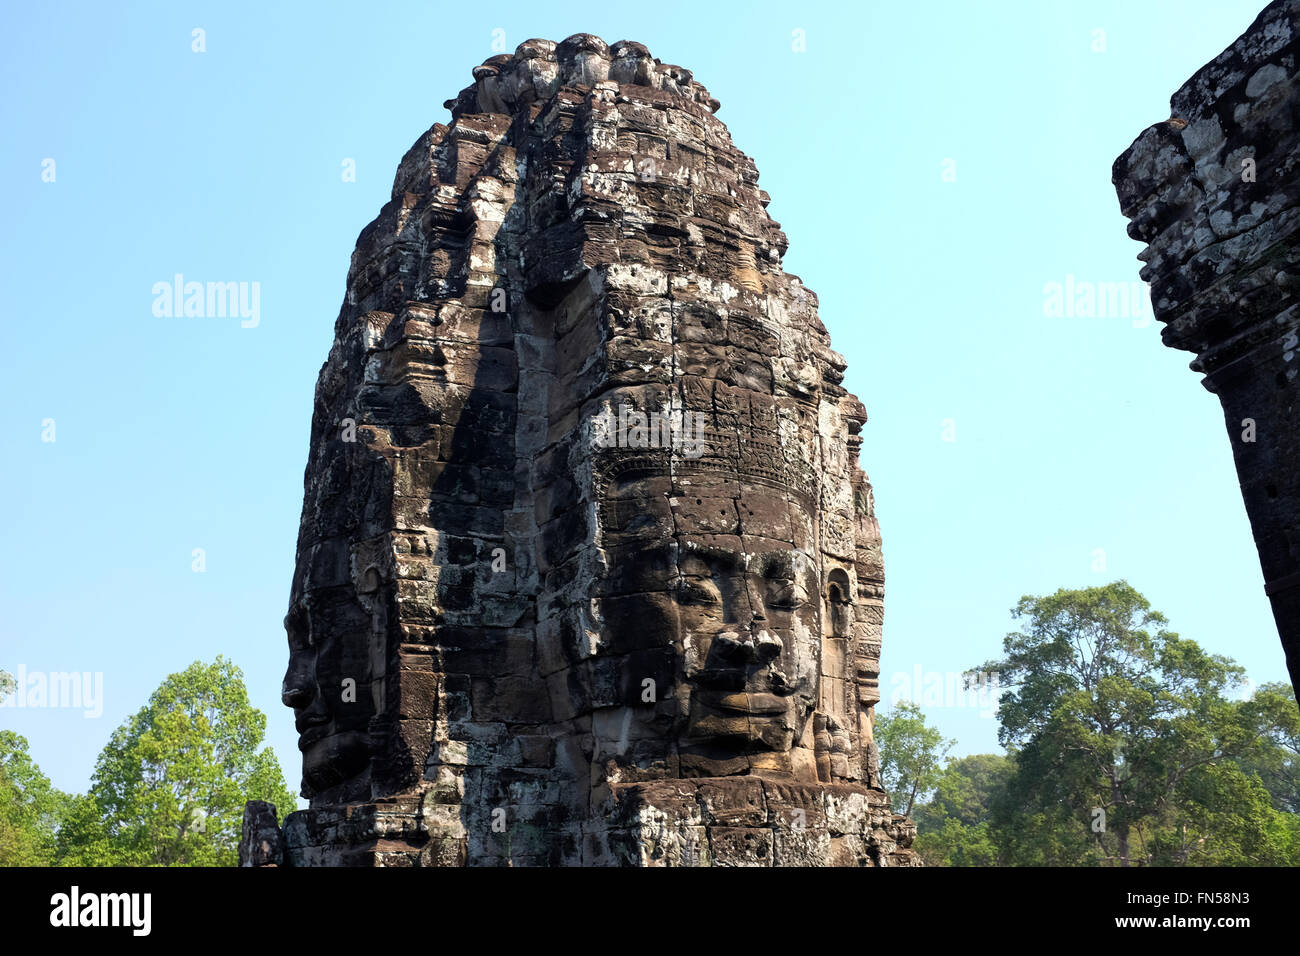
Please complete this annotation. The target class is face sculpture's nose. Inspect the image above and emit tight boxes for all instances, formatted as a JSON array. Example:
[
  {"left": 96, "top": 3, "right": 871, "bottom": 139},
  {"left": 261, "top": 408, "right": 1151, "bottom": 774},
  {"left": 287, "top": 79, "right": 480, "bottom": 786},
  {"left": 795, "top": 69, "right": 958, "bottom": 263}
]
[
  {"left": 714, "top": 630, "right": 784, "bottom": 661},
  {"left": 712, "top": 575, "right": 784, "bottom": 664},
  {"left": 281, "top": 652, "right": 316, "bottom": 711}
]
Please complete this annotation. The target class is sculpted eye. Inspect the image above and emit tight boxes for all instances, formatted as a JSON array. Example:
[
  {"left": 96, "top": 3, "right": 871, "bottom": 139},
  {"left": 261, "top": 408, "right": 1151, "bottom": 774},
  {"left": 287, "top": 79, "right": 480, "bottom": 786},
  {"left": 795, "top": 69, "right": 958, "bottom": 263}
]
[
  {"left": 671, "top": 576, "right": 719, "bottom": 605},
  {"left": 767, "top": 580, "right": 808, "bottom": 610}
]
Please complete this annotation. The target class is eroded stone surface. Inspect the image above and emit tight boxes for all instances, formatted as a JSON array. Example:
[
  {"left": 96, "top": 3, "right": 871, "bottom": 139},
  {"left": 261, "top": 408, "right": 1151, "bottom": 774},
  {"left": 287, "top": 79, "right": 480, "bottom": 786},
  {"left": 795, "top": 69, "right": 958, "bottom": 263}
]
[
  {"left": 244, "top": 34, "right": 916, "bottom": 866},
  {"left": 238, "top": 801, "right": 284, "bottom": 867},
  {"left": 1113, "top": 1, "right": 1300, "bottom": 697}
]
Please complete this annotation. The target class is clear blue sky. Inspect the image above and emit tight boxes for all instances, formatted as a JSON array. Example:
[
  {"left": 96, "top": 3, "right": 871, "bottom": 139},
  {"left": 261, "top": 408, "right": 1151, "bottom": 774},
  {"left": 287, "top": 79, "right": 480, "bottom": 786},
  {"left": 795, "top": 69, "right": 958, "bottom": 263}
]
[{"left": 1, "top": 0, "right": 1284, "bottom": 798}]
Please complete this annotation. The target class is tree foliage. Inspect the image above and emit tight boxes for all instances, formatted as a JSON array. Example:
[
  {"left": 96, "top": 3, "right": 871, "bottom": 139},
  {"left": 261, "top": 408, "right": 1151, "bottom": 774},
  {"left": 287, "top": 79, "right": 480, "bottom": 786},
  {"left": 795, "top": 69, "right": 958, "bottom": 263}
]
[
  {"left": 56, "top": 656, "right": 297, "bottom": 866},
  {"left": 911, "top": 754, "right": 1011, "bottom": 866},
  {"left": 0, "top": 730, "right": 70, "bottom": 865},
  {"left": 910, "top": 582, "right": 1300, "bottom": 866},
  {"left": 875, "top": 701, "right": 954, "bottom": 816}
]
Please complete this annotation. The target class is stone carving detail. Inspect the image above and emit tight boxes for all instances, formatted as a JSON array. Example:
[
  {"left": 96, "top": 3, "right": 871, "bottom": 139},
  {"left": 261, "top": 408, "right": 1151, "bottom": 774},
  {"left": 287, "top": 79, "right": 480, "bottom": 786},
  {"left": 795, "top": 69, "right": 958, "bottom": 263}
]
[
  {"left": 243, "top": 34, "right": 917, "bottom": 866},
  {"left": 1113, "top": 0, "right": 1300, "bottom": 698}
]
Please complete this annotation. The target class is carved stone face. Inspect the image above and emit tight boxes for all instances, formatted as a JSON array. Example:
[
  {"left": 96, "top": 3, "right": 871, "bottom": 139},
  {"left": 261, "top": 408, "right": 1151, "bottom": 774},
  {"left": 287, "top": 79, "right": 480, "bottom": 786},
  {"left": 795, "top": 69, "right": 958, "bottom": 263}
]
[
  {"left": 597, "top": 467, "right": 826, "bottom": 769},
  {"left": 670, "top": 539, "right": 820, "bottom": 752},
  {"left": 556, "top": 34, "right": 610, "bottom": 89},
  {"left": 609, "top": 40, "right": 654, "bottom": 86},
  {"left": 281, "top": 601, "right": 377, "bottom": 801},
  {"left": 510, "top": 39, "right": 559, "bottom": 105}
]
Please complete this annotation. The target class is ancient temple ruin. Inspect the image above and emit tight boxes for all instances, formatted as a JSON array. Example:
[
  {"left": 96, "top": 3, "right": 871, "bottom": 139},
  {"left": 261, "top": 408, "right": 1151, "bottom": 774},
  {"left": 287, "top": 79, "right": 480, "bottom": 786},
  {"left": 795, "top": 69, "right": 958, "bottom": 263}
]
[
  {"left": 239, "top": 34, "right": 918, "bottom": 866},
  {"left": 1113, "top": 0, "right": 1300, "bottom": 698}
]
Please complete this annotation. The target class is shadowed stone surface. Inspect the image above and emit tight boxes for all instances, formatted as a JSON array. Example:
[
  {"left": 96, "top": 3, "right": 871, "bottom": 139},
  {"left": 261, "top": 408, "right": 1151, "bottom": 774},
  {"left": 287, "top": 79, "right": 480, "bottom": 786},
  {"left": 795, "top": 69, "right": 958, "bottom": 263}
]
[
  {"left": 1113, "top": 1, "right": 1300, "bottom": 698},
  {"left": 242, "top": 34, "right": 917, "bottom": 866}
]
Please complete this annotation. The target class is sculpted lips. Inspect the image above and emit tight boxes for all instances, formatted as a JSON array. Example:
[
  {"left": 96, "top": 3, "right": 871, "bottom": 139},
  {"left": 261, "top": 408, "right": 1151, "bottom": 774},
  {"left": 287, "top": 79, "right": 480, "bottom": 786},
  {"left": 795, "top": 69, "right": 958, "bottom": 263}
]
[
  {"left": 296, "top": 714, "right": 331, "bottom": 748},
  {"left": 697, "top": 691, "right": 788, "bottom": 716}
]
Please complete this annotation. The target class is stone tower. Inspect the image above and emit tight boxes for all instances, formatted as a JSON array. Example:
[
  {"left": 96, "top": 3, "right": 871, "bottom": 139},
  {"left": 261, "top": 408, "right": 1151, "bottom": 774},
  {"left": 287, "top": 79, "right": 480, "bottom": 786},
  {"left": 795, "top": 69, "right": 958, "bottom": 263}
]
[
  {"left": 1112, "top": 0, "right": 1300, "bottom": 699},
  {"left": 240, "top": 34, "right": 918, "bottom": 866}
]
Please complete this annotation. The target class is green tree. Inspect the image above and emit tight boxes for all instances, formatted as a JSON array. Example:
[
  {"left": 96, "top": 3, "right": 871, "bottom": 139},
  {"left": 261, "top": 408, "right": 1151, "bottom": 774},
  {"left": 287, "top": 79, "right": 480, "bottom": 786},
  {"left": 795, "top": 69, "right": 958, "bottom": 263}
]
[
  {"left": 874, "top": 701, "right": 954, "bottom": 816},
  {"left": 0, "top": 731, "right": 70, "bottom": 865},
  {"left": 912, "top": 754, "right": 1012, "bottom": 866},
  {"left": 58, "top": 657, "right": 296, "bottom": 866},
  {"left": 1140, "top": 759, "right": 1299, "bottom": 865},
  {"left": 989, "top": 751, "right": 1105, "bottom": 865},
  {"left": 1236, "top": 681, "right": 1300, "bottom": 814},
  {"left": 54, "top": 793, "right": 115, "bottom": 866},
  {"left": 973, "top": 580, "right": 1299, "bottom": 866}
]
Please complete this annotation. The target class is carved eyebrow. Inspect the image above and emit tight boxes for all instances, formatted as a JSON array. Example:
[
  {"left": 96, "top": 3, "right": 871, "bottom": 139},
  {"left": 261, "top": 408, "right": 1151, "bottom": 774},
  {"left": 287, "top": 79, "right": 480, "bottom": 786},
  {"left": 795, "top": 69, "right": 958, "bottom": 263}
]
[
  {"left": 285, "top": 608, "right": 313, "bottom": 648},
  {"left": 672, "top": 543, "right": 817, "bottom": 575},
  {"left": 636, "top": 541, "right": 676, "bottom": 560},
  {"left": 678, "top": 542, "right": 742, "bottom": 568},
  {"left": 753, "top": 550, "right": 814, "bottom": 577}
]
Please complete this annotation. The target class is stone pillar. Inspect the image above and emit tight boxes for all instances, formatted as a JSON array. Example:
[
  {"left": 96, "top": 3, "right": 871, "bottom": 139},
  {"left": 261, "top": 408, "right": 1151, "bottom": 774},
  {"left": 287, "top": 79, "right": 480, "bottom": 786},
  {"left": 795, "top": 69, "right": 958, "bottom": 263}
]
[
  {"left": 238, "top": 801, "right": 284, "bottom": 867},
  {"left": 1113, "top": 0, "right": 1300, "bottom": 697}
]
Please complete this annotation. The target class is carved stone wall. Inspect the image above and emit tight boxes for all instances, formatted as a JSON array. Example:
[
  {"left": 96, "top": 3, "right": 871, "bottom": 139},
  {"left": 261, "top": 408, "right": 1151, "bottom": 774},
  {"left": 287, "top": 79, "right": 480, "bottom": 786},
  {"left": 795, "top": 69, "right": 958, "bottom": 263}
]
[
  {"left": 243, "top": 34, "right": 917, "bottom": 866},
  {"left": 1113, "top": 1, "right": 1300, "bottom": 697}
]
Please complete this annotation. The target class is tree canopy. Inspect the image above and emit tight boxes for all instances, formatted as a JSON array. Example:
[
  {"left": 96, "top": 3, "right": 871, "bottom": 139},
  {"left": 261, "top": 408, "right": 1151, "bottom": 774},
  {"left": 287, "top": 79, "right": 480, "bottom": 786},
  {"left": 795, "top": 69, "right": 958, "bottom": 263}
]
[
  {"left": 0, "top": 730, "right": 69, "bottom": 866},
  {"left": 902, "top": 581, "right": 1300, "bottom": 866},
  {"left": 875, "top": 701, "right": 954, "bottom": 816},
  {"left": 53, "top": 657, "right": 297, "bottom": 866}
]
